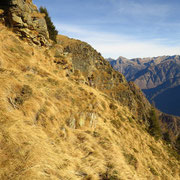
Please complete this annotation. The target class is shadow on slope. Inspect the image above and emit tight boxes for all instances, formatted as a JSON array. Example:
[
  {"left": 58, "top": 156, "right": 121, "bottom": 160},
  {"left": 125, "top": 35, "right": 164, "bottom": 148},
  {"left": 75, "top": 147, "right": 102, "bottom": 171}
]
[{"left": 153, "top": 85, "right": 180, "bottom": 116}]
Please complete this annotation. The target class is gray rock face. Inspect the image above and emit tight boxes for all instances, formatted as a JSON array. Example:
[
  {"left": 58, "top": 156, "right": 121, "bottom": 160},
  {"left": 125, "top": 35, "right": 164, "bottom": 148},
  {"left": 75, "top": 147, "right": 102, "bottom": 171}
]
[{"left": 0, "top": 0, "right": 49, "bottom": 46}]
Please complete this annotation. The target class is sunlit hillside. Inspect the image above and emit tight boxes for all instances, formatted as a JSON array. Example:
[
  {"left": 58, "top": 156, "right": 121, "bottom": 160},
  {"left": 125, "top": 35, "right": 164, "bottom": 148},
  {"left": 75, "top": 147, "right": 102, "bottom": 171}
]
[{"left": 0, "top": 23, "right": 179, "bottom": 180}]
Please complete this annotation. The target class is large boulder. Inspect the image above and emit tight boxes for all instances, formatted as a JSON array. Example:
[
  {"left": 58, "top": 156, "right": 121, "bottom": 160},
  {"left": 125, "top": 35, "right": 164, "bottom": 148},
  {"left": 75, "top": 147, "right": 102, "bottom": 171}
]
[{"left": 0, "top": 0, "right": 49, "bottom": 46}]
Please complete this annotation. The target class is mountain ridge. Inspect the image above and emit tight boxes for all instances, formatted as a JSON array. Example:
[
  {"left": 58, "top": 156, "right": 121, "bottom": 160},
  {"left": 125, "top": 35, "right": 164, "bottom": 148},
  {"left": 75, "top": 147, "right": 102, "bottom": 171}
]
[{"left": 109, "top": 55, "right": 180, "bottom": 116}]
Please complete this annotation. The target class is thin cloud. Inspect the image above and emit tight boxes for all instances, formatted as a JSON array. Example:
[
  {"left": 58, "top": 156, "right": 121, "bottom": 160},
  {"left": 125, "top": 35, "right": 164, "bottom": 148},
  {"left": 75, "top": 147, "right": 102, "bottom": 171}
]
[
  {"left": 56, "top": 23, "right": 180, "bottom": 59},
  {"left": 111, "top": 0, "right": 171, "bottom": 18}
]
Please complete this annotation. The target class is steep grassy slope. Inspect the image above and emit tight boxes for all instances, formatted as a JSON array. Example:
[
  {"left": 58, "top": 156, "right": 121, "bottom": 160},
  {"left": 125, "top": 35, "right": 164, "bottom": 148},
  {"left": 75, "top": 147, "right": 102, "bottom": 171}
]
[{"left": 0, "top": 24, "right": 180, "bottom": 180}]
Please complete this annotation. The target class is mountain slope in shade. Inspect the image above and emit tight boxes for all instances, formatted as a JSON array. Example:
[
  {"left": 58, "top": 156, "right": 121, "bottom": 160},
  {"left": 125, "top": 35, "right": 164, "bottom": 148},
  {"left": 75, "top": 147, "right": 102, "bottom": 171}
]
[
  {"left": 153, "top": 85, "right": 180, "bottom": 116},
  {"left": 108, "top": 55, "right": 180, "bottom": 116}
]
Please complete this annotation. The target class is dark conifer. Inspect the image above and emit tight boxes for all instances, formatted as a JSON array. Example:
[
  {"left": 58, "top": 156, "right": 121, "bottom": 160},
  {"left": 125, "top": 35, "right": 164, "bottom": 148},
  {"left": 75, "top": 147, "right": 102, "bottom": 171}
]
[
  {"left": 39, "top": 6, "right": 58, "bottom": 42},
  {"left": 148, "top": 108, "right": 162, "bottom": 139}
]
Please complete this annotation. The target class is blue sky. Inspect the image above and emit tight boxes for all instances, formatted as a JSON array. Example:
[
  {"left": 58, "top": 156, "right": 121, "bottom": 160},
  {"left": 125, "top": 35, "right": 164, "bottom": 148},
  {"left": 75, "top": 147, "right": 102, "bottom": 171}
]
[{"left": 33, "top": 0, "right": 180, "bottom": 59}]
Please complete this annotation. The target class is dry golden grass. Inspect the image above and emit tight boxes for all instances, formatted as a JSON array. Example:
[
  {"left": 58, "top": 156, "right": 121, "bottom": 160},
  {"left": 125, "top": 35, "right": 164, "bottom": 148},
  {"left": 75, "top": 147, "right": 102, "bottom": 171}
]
[
  {"left": 31, "top": 12, "right": 46, "bottom": 19},
  {"left": 0, "top": 24, "right": 179, "bottom": 179}
]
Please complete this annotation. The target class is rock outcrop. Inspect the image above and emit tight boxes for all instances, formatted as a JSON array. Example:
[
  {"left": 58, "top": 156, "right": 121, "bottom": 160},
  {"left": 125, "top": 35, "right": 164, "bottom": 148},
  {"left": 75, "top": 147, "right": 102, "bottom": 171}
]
[
  {"left": 0, "top": 0, "right": 49, "bottom": 46},
  {"left": 57, "top": 35, "right": 152, "bottom": 124}
]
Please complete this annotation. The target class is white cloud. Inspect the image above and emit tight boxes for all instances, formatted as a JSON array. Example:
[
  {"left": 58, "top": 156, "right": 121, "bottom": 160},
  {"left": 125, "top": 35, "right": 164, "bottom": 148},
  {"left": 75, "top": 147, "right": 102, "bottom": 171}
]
[
  {"left": 110, "top": 0, "right": 171, "bottom": 18},
  {"left": 56, "top": 23, "right": 180, "bottom": 59}
]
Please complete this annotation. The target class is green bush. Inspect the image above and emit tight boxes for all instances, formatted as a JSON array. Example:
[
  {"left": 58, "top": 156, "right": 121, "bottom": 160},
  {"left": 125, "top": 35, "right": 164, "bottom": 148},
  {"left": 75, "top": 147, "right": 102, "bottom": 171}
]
[
  {"left": 39, "top": 6, "right": 58, "bottom": 42},
  {"left": 148, "top": 108, "right": 162, "bottom": 139}
]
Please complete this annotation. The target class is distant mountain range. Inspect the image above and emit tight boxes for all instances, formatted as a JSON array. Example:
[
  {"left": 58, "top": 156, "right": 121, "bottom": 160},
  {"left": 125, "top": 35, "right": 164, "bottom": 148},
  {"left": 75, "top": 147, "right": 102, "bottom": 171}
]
[{"left": 108, "top": 55, "right": 180, "bottom": 116}]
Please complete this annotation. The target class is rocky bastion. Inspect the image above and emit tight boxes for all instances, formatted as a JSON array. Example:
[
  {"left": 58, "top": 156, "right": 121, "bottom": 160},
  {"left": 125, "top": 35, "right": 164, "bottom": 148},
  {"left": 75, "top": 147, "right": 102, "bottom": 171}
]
[{"left": 0, "top": 0, "right": 49, "bottom": 46}]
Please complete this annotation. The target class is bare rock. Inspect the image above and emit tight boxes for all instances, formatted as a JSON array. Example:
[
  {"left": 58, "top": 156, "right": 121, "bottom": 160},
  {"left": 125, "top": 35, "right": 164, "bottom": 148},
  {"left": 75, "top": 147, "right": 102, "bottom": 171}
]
[{"left": 0, "top": 0, "right": 49, "bottom": 46}]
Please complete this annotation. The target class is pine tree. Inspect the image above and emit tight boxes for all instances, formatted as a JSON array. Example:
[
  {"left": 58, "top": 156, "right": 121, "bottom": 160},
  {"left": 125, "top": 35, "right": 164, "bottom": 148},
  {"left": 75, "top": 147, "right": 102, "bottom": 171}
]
[
  {"left": 148, "top": 107, "right": 162, "bottom": 139},
  {"left": 39, "top": 6, "right": 58, "bottom": 42}
]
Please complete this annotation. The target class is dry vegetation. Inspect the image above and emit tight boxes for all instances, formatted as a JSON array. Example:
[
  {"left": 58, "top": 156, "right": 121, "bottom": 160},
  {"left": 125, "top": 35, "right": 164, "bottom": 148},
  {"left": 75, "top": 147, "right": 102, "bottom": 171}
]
[
  {"left": 0, "top": 24, "right": 179, "bottom": 180},
  {"left": 31, "top": 12, "right": 45, "bottom": 19}
]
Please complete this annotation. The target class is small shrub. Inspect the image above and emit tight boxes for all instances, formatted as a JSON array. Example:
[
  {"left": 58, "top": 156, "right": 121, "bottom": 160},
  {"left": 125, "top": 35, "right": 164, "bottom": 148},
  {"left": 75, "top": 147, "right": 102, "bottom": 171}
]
[
  {"left": 111, "top": 119, "right": 121, "bottom": 129},
  {"left": 99, "top": 171, "right": 119, "bottom": 180},
  {"left": 133, "top": 148, "right": 139, "bottom": 153},
  {"left": 149, "top": 166, "right": 159, "bottom": 176},
  {"left": 14, "top": 96, "right": 24, "bottom": 105},
  {"left": 123, "top": 153, "right": 138, "bottom": 168},
  {"left": 47, "top": 78, "right": 59, "bottom": 86},
  {"left": 10, "top": 47, "right": 16, "bottom": 52},
  {"left": 148, "top": 145, "right": 161, "bottom": 156},
  {"left": 109, "top": 103, "right": 118, "bottom": 110},
  {"left": 116, "top": 111, "right": 126, "bottom": 121},
  {"left": 21, "top": 85, "right": 33, "bottom": 99},
  {"left": 78, "top": 87, "right": 84, "bottom": 91},
  {"left": 93, "top": 131, "right": 100, "bottom": 137},
  {"left": 128, "top": 117, "right": 133, "bottom": 123},
  {"left": 14, "top": 85, "right": 32, "bottom": 106},
  {"left": 163, "top": 132, "right": 171, "bottom": 144}
]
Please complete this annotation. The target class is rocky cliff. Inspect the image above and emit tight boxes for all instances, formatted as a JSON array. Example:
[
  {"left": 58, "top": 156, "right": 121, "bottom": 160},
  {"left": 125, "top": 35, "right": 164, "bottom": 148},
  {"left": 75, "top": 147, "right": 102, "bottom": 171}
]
[{"left": 0, "top": 0, "right": 49, "bottom": 46}]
